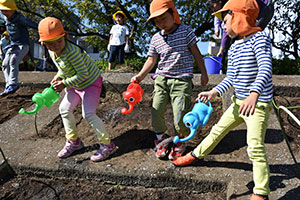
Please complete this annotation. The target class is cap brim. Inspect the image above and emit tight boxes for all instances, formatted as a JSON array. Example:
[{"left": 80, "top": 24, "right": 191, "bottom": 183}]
[
  {"left": 147, "top": 8, "right": 169, "bottom": 22},
  {"left": 212, "top": 8, "right": 229, "bottom": 20},
  {"left": 39, "top": 34, "right": 65, "bottom": 42},
  {"left": 113, "top": 11, "right": 127, "bottom": 21},
  {"left": 0, "top": 5, "right": 17, "bottom": 10}
]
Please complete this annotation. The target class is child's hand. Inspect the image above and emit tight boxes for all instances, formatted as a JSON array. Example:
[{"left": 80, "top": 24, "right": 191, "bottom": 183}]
[
  {"left": 239, "top": 92, "right": 259, "bottom": 116},
  {"left": 124, "top": 44, "right": 130, "bottom": 53},
  {"left": 52, "top": 80, "right": 65, "bottom": 93},
  {"left": 131, "top": 74, "right": 143, "bottom": 84},
  {"left": 197, "top": 89, "right": 218, "bottom": 103},
  {"left": 201, "top": 73, "right": 209, "bottom": 86},
  {"left": 50, "top": 76, "right": 62, "bottom": 85}
]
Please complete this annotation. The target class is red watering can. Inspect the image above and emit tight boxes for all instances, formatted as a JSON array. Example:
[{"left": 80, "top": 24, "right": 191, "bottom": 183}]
[{"left": 121, "top": 82, "right": 144, "bottom": 114}]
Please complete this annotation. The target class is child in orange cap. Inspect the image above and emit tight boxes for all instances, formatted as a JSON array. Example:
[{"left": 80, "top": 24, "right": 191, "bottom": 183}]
[
  {"left": 131, "top": 0, "right": 208, "bottom": 161},
  {"left": 0, "top": 0, "right": 38, "bottom": 97},
  {"left": 38, "top": 17, "right": 117, "bottom": 162},
  {"left": 173, "top": 0, "right": 273, "bottom": 199},
  {"left": 108, "top": 11, "right": 130, "bottom": 71}
]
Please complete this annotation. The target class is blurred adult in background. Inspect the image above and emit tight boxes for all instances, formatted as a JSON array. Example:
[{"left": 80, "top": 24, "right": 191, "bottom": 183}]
[{"left": 207, "top": 0, "right": 274, "bottom": 73}]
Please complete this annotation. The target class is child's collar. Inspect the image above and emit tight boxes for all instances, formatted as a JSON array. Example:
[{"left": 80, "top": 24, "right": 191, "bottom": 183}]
[{"left": 160, "top": 24, "right": 180, "bottom": 36}]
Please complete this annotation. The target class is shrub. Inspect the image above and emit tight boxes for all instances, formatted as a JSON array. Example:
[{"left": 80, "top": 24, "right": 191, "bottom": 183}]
[
  {"left": 124, "top": 55, "right": 147, "bottom": 72},
  {"left": 272, "top": 58, "right": 300, "bottom": 75},
  {"left": 94, "top": 54, "right": 147, "bottom": 72}
]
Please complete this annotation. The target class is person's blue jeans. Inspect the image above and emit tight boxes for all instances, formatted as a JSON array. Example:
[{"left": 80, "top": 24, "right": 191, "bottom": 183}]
[
  {"left": 2, "top": 44, "right": 29, "bottom": 88},
  {"left": 108, "top": 44, "right": 125, "bottom": 64}
]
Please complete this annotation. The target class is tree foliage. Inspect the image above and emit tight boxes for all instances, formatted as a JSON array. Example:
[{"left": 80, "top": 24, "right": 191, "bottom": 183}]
[
  {"left": 15, "top": 0, "right": 299, "bottom": 59},
  {"left": 16, "top": 0, "right": 213, "bottom": 56},
  {"left": 268, "top": 0, "right": 300, "bottom": 59}
]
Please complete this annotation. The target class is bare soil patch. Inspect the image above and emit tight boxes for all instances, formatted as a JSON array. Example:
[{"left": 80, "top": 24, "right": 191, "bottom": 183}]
[
  {"left": 0, "top": 176, "right": 226, "bottom": 200},
  {"left": 0, "top": 85, "right": 299, "bottom": 199}
]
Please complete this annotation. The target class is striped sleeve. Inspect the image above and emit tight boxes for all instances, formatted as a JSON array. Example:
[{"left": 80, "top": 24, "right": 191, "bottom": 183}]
[
  {"left": 186, "top": 26, "right": 198, "bottom": 48},
  {"left": 148, "top": 34, "right": 159, "bottom": 57},
  {"left": 249, "top": 33, "right": 272, "bottom": 94}
]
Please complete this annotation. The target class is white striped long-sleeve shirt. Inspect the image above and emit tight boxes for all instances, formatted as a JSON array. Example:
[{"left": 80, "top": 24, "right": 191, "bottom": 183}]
[{"left": 215, "top": 31, "right": 273, "bottom": 102}]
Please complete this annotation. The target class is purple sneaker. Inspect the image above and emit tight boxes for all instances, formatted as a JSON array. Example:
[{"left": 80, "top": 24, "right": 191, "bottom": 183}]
[
  {"left": 57, "top": 138, "right": 84, "bottom": 158},
  {"left": 90, "top": 142, "right": 117, "bottom": 162}
]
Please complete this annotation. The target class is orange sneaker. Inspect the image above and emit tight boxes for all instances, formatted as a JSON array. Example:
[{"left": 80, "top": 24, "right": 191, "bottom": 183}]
[
  {"left": 172, "top": 152, "right": 196, "bottom": 166},
  {"left": 250, "top": 194, "right": 269, "bottom": 200}
]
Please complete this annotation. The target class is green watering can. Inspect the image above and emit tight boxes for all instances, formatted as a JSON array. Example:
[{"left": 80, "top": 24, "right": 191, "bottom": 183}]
[{"left": 19, "top": 85, "right": 60, "bottom": 115}]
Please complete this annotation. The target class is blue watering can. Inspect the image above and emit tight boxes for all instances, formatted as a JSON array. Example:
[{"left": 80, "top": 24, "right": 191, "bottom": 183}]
[
  {"left": 173, "top": 99, "right": 213, "bottom": 144},
  {"left": 19, "top": 84, "right": 60, "bottom": 115}
]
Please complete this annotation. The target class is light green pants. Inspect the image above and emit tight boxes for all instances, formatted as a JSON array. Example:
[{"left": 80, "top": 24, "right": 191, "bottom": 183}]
[
  {"left": 193, "top": 96, "right": 272, "bottom": 195},
  {"left": 60, "top": 77, "right": 110, "bottom": 145},
  {"left": 152, "top": 76, "right": 193, "bottom": 137}
]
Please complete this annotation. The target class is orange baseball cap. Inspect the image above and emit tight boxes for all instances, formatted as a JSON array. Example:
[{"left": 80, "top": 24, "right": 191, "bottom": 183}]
[
  {"left": 212, "top": 0, "right": 261, "bottom": 36},
  {"left": 147, "top": 0, "right": 181, "bottom": 24},
  {"left": 38, "top": 17, "right": 65, "bottom": 42}
]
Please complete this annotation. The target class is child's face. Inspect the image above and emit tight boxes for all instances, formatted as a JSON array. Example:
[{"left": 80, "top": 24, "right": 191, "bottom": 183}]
[
  {"left": 223, "top": 13, "right": 238, "bottom": 38},
  {"left": 1, "top": 10, "right": 15, "bottom": 19},
  {"left": 43, "top": 37, "right": 66, "bottom": 55},
  {"left": 115, "top": 15, "right": 124, "bottom": 25},
  {"left": 153, "top": 11, "right": 176, "bottom": 33}
]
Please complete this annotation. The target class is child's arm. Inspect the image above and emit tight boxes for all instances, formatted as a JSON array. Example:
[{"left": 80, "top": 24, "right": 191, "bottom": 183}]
[
  {"left": 214, "top": 17, "right": 222, "bottom": 37},
  {"left": 197, "top": 88, "right": 219, "bottom": 103},
  {"left": 107, "top": 34, "right": 112, "bottom": 51},
  {"left": 131, "top": 56, "right": 157, "bottom": 83},
  {"left": 18, "top": 14, "right": 38, "bottom": 30},
  {"left": 189, "top": 43, "right": 208, "bottom": 86},
  {"left": 0, "top": 42, "right": 4, "bottom": 58},
  {"left": 125, "top": 35, "right": 129, "bottom": 45},
  {"left": 124, "top": 35, "right": 130, "bottom": 52}
]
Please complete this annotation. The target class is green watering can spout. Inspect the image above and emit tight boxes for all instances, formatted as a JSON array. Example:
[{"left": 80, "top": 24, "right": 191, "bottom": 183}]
[{"left": 18, "top": 85, "right": 60, "bottom": 115}]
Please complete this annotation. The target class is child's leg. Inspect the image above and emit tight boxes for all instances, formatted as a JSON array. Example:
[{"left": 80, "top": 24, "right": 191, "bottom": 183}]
[
  {"left": 108, "top": 62, "right": 113, "bottom": 71},
  {"left": 59, "top": 88, "right": 81, "bottom": 141},
  {"left": 169, "top": 78, "right": 193, "bottom": 138},
  {"left": 244, "top": 102, "right": 272, "bottom": 196},
  {"left": 1, "top": 47, "right": 12, "bottom": 88},
  {"left": 118, "top": 44, "right": 125, "bottom": 66},
  {"left": 84, "top": 77, "right": 117, "bottom": 162},
  {"left": 152, "top": 76, "right": 170, "bottom": 134},
  {"left": 152, "top": 76, "right": 172, "bottom": 159},
  {"left": 81, "top": 77, "right": 110, "bottom": 145},
  {"left": 167, "top": 78, "right": 193, "bottom": 160},
  {"left": 193, "top": 100, "right": 244, "bottom": 158},
  {"left": 58, "top": 89, "right": 83, "bottom": 158},
  {"left": 108, "top": 45, "right": 117, "bottom": 71},
  {"left": 8, "top": 45, "right": 29, "bottom": 86}
]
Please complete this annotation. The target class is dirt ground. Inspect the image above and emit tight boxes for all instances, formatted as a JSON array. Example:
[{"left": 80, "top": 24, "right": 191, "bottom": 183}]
[{"left": 0, "top": 85, "right": 299, "bottom": 199}]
